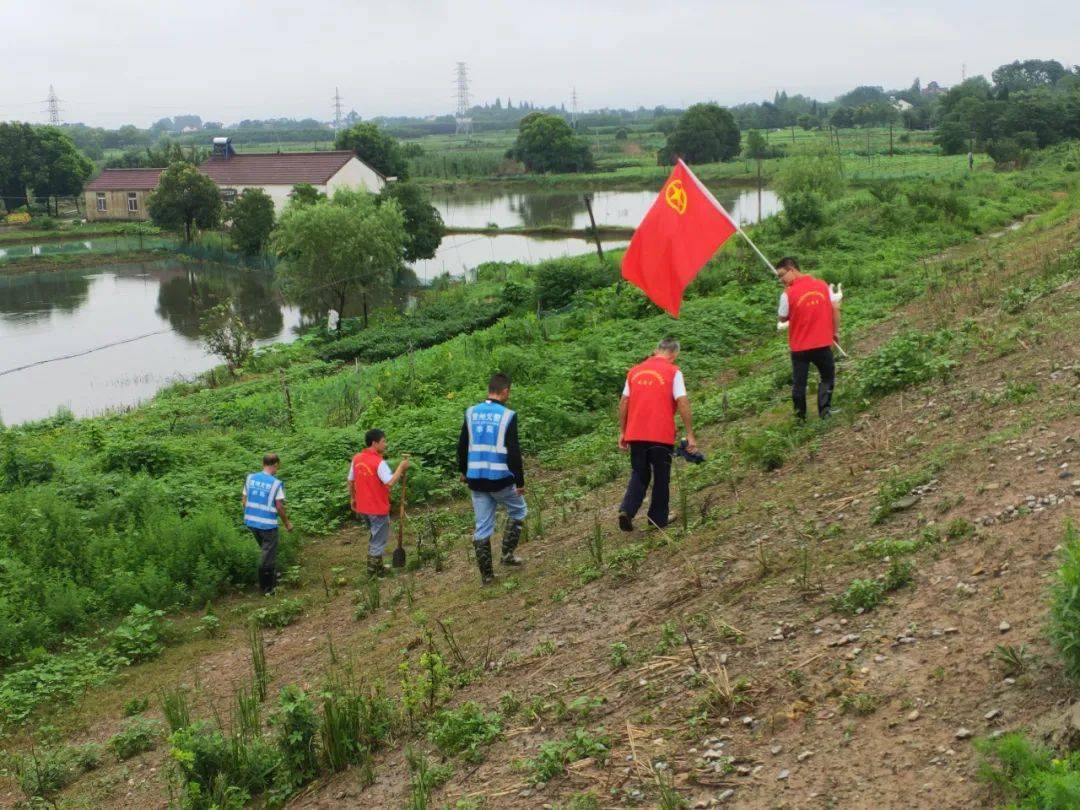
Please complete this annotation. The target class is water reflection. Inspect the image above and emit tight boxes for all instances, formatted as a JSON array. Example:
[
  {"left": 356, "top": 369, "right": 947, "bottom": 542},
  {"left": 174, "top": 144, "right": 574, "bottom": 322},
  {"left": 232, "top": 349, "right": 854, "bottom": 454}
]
[
  {"left": 0, "top": 270, "right": 91, "bottom": 322},
  {"left": 0, "top": 259, "right": 299, "bottom": 424},
  {"left": 432, "top": 186, "right": 781, "bottom": 232},
  {"left": 156, "top": 268, "right": 284, "bottom": 339}
]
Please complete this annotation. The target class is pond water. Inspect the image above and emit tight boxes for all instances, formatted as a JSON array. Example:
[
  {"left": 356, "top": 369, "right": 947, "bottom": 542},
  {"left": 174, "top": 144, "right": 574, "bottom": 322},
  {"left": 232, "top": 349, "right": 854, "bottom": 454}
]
[
  {"left": 0, "top": 259, "right": 300, "bottom": 425},
  {"left": 431, "top": 185, "right": 781, "bottom": 231},
  {"left": 415, "top": 185, "right": 781, "bottom": 281}
]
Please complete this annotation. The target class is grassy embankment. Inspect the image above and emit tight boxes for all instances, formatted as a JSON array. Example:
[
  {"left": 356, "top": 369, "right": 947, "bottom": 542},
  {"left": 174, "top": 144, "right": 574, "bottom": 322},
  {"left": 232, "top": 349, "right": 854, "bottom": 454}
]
[{"left": 0, "top": 142, "right": 1076, "bottom": 807}]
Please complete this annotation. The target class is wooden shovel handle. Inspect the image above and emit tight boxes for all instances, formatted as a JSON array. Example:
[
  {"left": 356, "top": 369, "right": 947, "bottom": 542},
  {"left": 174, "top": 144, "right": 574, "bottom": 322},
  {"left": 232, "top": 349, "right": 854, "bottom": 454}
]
[{"left": 397, "top": 470, "right": 407, "bottom": 548}]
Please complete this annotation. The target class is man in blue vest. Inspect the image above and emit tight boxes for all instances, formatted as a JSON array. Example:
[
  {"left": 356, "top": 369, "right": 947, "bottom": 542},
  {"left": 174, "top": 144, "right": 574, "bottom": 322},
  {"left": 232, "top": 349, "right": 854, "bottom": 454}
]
[
  {"left": 457, "top": 373, "right": 527, "bottom": 584},
  {"left": 242, "top": 452, "right": 293, "bottom": 595}
]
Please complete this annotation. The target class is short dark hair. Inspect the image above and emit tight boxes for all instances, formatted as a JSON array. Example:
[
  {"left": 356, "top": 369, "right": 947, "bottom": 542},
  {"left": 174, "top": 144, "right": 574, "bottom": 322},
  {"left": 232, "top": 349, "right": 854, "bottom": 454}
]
[
  {"left": 775, "top": 256, "right": 800, "bottom": 272},
  {"left": 365, "top": 428, "right": 386, "bottom": 447},
  {"left": 488, "top": 373, "right": 511, "bottom": 394},
  {"left": 263, "top": 452, "right": 280, "bottom": 467}
]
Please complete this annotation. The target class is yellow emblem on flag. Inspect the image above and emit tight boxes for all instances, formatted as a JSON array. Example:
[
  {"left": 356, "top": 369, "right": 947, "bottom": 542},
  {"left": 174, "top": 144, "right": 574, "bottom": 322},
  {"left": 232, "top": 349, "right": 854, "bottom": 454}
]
[{"left": 664, "top": 180, "right": 687, "bottom": 214}]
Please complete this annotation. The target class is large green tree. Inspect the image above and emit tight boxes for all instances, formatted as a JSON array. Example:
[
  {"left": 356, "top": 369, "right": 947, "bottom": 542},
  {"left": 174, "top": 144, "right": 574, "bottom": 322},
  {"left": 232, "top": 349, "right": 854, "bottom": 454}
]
[
  {"left": 334, "top": 122, "right": 409, "bottom": 179},
  {"left": 273, "top": 189, "right": 406, "bottom": 328},
  {"left": 376, "top": 182, "right": 443, "bottom": 262},
  {"left": 31, "top": 128, "right": 94, "bottom": 214},
  {"left": 0, "top": 123, "right": 92, "bottom": 213},
  {"left": 147, "top": 162, "right": 223, "bottom": 243},
  {"left": 507, "top": 114, "right": 594, "bottom": 173},
  {"left": 229, "top": 188, "right": 275, "bottom": 256},
  {"left": 658, "top": 103, "right": 741, "bottom": 165}
]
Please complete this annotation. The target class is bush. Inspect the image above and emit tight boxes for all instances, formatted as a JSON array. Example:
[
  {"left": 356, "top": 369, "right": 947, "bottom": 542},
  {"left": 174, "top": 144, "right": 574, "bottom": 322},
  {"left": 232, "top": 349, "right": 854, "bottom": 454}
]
[
  {"left": 271, "top": 685, "right": 320, "bottom": 794},
  {"left": 123, "top": 695, "right": 150, "bottom": 716},
  {"left": 534, "top": 257, "right": 618, "bottom": 310},
  {"left": 528, "top": 727, "right": 611, "bottom": 783},
  {"left": 167, "top": 722, "right": 278, "bottom": 809},
  {"left": 1049, "top": 521, "right": 1080, "bottom": 683},
  {"left": 109, "top": 604, "right": 166, "bottom": 663},
  {"left": 782, "top": 191, "right": 826, "bottom": 232},
  {"left": 250, "top": 598, "right": 303, "bottom": 629},
  {"left": 11, "top": 742, "right": 102, "bottom": 802},
  {"left": 975, "top": 732, "right": 1080, "bottom": 806},
  {"left": 109, "top": 717, "right": 161, "bottom": 760},
  {"left": 427, "top": 701, "right": 503, "bottom": 762},
  {"left": 856, "top": 331, "right": 956, "bottom": 398}
]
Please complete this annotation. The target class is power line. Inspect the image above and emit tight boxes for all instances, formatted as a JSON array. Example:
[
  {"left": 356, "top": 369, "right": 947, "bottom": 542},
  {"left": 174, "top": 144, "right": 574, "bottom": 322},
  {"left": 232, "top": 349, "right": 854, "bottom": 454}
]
[{"left": 0, "top": 329, "right": 170, "bottom": 378}]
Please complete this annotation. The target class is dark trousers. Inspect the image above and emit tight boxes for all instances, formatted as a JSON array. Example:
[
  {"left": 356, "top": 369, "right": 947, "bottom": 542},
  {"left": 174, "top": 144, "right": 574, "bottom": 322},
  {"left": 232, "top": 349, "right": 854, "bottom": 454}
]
[
  {"left": 791, "top": 346, "right": 835, "bottom": 419},
  {"left": 619, "top": 442, "right": 673, "bottom": 528},
  {"left": 249, "top": 527, "right": 279, "bottom": 593}
]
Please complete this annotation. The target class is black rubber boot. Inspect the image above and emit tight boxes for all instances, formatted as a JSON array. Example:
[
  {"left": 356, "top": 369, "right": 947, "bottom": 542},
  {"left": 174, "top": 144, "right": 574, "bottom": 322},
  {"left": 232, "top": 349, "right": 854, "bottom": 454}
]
[
  {"left": 501, "top": 519, "right": 524, "bottom": 566},
  {"left": 259, "top": 568, "right": 275, "bottom": 595},
  {"left": 474, "top": 538, "right": 495, "bottom": 584}
]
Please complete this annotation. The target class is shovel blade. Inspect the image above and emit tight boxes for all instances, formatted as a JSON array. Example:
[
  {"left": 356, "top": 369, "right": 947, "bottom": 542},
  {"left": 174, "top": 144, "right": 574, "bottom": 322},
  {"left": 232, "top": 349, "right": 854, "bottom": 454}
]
[{"left": 391, "top": 545, "right": 406, "bottom": 568}]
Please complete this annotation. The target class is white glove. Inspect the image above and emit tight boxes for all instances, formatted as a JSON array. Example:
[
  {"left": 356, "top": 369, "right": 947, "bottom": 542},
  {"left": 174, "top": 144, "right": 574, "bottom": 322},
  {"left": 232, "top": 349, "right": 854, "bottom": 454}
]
[
  {"left": 776, "top": 320, "right": 789, "bottom": 331},
  {"left": 829, "top": 283, "right": 843, "bottom": 304}
]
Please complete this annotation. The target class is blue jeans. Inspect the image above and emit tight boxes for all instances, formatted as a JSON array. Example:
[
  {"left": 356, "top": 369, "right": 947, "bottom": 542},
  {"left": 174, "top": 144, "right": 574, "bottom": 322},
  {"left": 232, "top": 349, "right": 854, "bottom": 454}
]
[
  {"left": 357, "top": 513, "right": 391, "bottom": 556},
  {"left": 471, "top": 486, "right": 528, "bottom": 541}
]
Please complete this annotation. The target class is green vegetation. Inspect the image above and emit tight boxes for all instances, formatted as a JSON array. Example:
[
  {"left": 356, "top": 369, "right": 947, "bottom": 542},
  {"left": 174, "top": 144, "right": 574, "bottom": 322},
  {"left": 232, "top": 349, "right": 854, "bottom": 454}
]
[
  {"left": 228, "top": 188, "right": 275, "bottom": 256},
  {"left": 659, "top": 103, "right": 742, "bottom": 165},
  {"left": 528, "top": 727, "right": 611, "bottom": 782},
  {"left": 427, "top": 701, "right": 503, "bottom": 761},
  {"left": 507, "top": 113, "right": 595, "bottom": 173},
  {"left": 1049, "top": 521, "right": 1080, "bottom": 682},
  {"left": 108, "top": 717, "right": 161, "bottom": 760},
  {"left": 148, "top": 162, "right": 223, "bottom": 243},
  {"left": 0, "top": 122, "right": 92, "bottom": 213},
  {"left": 976, "top": 732, "right": 1080, "bottom": 807},
  {"left": 274, "top": 188, "right": 407, "bottom": 328},
  {"left": 336, "top": 121, "right": 411, "bottom": 179}
]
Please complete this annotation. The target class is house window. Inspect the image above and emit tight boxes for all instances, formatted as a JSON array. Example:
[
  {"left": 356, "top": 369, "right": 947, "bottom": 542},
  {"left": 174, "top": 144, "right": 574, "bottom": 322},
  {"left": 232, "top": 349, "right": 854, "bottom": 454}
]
[
  {"left": 221, "top": 188, "right": 238, "bottom": 205},
  {"left": 96, "top": 192, "right": 107, "bottom": 212},
  {"left": 127, "top": 192, "right": 139, "bottom": 212}
]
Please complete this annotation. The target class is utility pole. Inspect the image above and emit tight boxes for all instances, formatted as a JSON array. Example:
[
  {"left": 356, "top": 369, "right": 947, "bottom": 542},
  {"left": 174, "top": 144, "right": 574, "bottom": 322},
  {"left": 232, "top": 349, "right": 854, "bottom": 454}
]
[
  {"left": 889, "top": 122, "right": 894, "bottom": 157},
  {"left": 582, "top": 194, "right": 605, "bottom": 263},
  {"left": 332, "top": 87, "right": 343, "bottom": 133},
  {"left": 45, "top": 85, "right": 61, "bottom": 125}
]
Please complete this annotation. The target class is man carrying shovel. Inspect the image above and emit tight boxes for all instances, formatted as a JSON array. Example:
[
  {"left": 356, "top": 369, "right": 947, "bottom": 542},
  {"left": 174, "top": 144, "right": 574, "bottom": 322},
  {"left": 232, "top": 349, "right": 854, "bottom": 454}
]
[{"left": 349, "top": 429, "right": 410, "bottom": 577}]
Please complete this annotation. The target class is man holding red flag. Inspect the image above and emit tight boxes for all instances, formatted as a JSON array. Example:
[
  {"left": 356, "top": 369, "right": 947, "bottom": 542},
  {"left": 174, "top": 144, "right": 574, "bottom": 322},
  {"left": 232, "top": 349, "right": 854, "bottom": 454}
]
[
  {"left": 617, "top": 337, "right": 698, "bottom": 532},
  {"left": 775, "top": 256, "right": 842, "bottom": 420},
  {"left": 621, "top": 159, "right": 739, "bottom": 317}
]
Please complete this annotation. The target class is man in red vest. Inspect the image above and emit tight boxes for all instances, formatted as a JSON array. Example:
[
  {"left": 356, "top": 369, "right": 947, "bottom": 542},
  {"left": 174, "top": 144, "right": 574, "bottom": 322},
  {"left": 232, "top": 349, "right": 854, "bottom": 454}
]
[
  {"left": 775, "top": 257, "right": 842, "bottom": 420},
  {"left": 617, "top": 337, "right": 698, "bottom": 532},
  {"left": 349, "top": 429, "right": 410, "bottom": 577}
]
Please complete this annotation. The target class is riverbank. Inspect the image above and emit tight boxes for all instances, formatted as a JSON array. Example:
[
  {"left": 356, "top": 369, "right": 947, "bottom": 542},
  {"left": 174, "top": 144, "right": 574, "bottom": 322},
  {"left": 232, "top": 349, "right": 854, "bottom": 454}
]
[
  {"left": 0, "top": 248, "right": 178, "bottom": 274},
  {"left": 443, "top": 224, "right": 635, "bottom": 239},
  {"left": 0, "top": 221, "right": 160, "bottom": 246}
]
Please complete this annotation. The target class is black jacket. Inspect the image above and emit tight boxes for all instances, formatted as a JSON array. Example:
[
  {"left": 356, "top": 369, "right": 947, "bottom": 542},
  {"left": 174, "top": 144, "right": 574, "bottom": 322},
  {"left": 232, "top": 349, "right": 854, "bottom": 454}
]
[{"left": 457, "top": 401, "right": 525, "bottom": 492}]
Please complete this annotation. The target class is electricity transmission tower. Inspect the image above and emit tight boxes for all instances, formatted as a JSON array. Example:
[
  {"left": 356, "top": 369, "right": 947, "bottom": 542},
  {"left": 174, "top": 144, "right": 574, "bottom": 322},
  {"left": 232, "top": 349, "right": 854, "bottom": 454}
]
[
  {"left": 454, "top": 62, "right": 472, "bottom": 136},
  {"left": 332, "top": 87, "right": 343, "bottom": 133},
  {"left": 571, "top": 87, "right": 578, "bottom": 128},
  {"left": 45, "top": 85, "right": 62, "bottom": 125}
]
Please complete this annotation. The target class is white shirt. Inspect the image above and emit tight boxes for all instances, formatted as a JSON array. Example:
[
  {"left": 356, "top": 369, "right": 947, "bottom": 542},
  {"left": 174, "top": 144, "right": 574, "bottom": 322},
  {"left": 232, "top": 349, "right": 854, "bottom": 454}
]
[
  {"left": 623, "top": 370, "right": 686, "bottom": 399},
  {"left": 347, "top": 460, "right": 393, "bottom": 485},
  {"left": 777, "top": 292, "right": 790, "bottom": 318}
]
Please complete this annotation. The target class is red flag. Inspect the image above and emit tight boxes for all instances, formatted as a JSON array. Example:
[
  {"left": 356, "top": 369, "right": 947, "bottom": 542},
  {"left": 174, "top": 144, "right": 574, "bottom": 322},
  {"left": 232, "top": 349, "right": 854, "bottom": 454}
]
[{"left": 621, "top": 159, "right": 738, "bottom": 317}]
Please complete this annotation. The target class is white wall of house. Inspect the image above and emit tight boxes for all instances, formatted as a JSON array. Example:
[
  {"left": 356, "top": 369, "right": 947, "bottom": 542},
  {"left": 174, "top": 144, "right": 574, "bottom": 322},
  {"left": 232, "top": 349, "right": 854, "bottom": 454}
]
[
  {"left": 217, "top": 159, "right": 383, "bottom": 214},
  {"left": 220, "top": 184, "right": 308, "bottom": 213},
  {"left": 326, "top": 157, "right": 385, "bottom": 196}
]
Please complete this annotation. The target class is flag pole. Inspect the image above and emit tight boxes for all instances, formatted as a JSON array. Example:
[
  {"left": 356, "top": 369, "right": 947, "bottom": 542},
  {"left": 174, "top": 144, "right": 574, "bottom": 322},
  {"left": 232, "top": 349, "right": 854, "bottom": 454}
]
[{"left": 677, "top": 159, "right": 778, "bottom": 279}]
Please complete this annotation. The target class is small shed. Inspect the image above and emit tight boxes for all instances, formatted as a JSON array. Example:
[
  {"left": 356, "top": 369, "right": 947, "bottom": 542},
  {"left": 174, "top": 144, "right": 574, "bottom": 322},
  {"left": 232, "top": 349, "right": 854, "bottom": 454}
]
[{"left": 83, "top": 169, "right": 164, "bottom": 222}]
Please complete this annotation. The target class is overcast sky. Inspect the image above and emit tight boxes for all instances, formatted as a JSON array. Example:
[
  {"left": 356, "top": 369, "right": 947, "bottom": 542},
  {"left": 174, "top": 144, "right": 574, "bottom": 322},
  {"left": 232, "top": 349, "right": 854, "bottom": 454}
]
[{"left": 2, "top": 0, "right": 1076, "bottom": 128}]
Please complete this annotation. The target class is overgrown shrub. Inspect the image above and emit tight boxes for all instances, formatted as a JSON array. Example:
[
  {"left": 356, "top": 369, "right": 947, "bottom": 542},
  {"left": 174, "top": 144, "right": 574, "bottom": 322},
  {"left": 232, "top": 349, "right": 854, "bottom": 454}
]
[
  {"left": 427, "top": 701, "right": 502, "bottom": 761},
  {"left": 10, "top": 742, "right": 102, "bottom": 803},
  {"left": 167, "top": 722, "right": 278, "bottom": 810},
  {"left": 975, "top": 732, "right": 1080, "bottom": 806},
  {"left": 856, "top": 331, "right": 956, "bottom": 398},
  {"left": 1049, "top": 521, "right": 1080, "bottom": 682},
  {"left": 109, "top": 604, "right": 166, "bottom": 663},
  {"left": 108, "top": 717, "right": 161, "bottom": 760}
]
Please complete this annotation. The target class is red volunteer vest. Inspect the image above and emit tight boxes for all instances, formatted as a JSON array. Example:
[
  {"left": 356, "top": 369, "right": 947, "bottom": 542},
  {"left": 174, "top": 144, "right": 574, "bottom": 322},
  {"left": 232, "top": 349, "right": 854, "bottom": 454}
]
[
  {"left": 351, "top": 448, "right": 390, "bottom": 516},
  {"left": 623, "top": 355, "right": 679, "bottom": 445},
  {"left": 786, "top": 275, "right": 835, "bottom": 352}
]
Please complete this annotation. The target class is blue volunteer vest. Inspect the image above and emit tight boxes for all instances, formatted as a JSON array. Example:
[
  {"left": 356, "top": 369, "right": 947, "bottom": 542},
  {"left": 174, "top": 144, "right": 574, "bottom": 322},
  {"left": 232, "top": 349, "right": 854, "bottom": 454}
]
[
  {"left": 465, "top": 401, "right": 515, "bottom": 482},
  {"left": 244, "top": 471, "right": 283, "bottom": 529}
]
